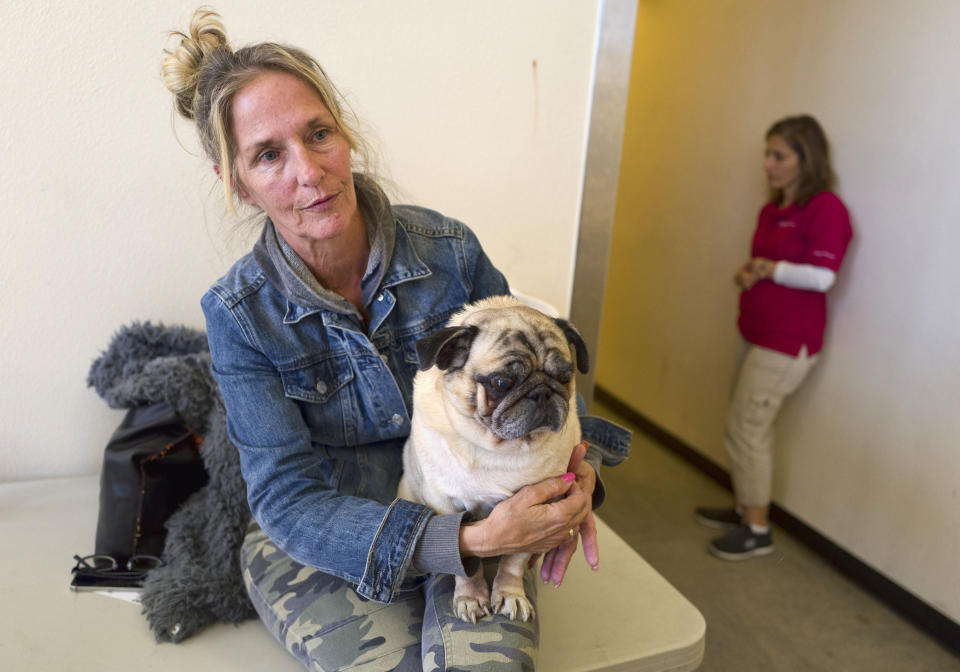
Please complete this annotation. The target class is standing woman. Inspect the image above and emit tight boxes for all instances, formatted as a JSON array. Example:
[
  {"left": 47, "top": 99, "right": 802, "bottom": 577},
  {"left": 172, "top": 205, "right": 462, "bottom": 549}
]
[
  {"left": 695, "top": 115, "right": 853, "bottom": 560},
  {"left": 161, "top": 7, "right": 629, "bottom": 671}
]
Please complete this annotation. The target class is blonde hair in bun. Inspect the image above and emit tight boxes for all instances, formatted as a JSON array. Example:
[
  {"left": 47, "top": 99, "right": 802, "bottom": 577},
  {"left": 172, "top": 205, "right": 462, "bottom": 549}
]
[
  {"left": 161, "top": 7, "right": 376, "bottom": 214},
  {"left": 161, "top": 7, "right": 227, "bottom": 121}
]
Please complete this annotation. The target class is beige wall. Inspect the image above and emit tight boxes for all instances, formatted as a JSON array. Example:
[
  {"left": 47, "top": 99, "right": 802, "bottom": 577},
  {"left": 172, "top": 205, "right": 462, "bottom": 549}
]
[
  {"left": 597, "top": 0, "right": 960, "bottom": 623},
  {"left": 0, "top": 0, "right": 601, "bottom": 480}
]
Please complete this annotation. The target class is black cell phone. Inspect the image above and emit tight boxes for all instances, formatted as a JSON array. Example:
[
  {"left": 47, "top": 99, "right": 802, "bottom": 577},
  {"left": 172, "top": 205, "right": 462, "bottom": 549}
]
[{"left": 69, "top": 572, "right": 145, "bottom": 592}]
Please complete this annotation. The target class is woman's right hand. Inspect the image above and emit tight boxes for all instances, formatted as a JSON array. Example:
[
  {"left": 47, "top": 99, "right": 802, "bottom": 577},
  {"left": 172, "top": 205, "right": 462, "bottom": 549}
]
[
  {"left": 458, "top": 474, "right": 591, "bottom": 558},
  {"left": 734, "top": 261, "right": 759, "bottom": 290}
]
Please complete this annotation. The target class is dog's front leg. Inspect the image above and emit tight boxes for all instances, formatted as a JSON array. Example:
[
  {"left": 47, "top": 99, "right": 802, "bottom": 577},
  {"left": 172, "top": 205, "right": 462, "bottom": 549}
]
[
  {"left": 491, "top": 553, "right": 534, "bottom": 622},
  {"left": 453, "top": 563, "right": 491, "bottom": 623}
]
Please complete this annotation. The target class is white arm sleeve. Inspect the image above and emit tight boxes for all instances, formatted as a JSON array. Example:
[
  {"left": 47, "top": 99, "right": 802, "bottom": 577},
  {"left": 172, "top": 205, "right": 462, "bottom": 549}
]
[{"left": 772, "top": 261, "right": 836, "bottom": 292}]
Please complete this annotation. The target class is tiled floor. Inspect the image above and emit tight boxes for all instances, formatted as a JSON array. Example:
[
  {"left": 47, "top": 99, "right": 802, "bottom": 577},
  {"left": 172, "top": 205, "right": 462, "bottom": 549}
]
[{"left": 592, "top": 400, "right": 960, "bottom": 672}]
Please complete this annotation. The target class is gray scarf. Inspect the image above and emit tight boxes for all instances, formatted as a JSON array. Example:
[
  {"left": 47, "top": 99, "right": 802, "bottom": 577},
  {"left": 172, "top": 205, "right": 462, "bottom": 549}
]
[{"left": 252, "top": 173, "right": 396, "bottom": 320}]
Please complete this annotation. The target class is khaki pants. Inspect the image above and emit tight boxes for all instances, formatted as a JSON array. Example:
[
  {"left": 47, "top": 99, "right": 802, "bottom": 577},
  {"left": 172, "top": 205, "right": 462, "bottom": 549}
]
[{"left": 723, "top": 344, "right": 818, "bottom": 507}]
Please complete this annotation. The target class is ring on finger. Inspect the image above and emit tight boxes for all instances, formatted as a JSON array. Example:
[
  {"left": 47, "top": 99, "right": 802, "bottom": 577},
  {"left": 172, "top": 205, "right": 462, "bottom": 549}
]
[{"left": 568, "top": 528, "right": 576, "bottom": 539}]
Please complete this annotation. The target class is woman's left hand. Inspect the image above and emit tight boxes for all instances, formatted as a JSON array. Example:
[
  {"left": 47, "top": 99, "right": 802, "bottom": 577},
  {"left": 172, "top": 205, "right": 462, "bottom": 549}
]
[{"left": 533, "top": 440, "right": 599, "bottom": 587}]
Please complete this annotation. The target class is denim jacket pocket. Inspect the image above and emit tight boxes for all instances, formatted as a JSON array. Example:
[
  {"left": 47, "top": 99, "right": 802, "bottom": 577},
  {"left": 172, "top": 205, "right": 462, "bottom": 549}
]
[
  {"left": 281, "top": 357, "right": 354, "bottom": 402},
  {"left": 280, "top": 357, "right": 358, "bottom": 445}
]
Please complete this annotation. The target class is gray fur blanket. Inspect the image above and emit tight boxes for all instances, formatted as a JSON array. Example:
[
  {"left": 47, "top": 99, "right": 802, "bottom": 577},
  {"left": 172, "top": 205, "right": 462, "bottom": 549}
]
[{"left": 87, "top": 322, "right": 256, "bottom": 642}]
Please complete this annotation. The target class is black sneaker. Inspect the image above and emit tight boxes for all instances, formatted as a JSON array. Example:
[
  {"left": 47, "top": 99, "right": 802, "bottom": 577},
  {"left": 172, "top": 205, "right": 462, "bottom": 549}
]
[
  {"left": 708, "top": 524, "right": 774, "bottom": 560},
  {"left": 694, "top": 506, "right": 742, "bottom": 530}
]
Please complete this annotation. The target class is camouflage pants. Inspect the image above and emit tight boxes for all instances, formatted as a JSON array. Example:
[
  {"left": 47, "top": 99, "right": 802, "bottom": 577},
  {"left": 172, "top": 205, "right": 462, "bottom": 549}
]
[{"left": 241, "top": 522, "right": 539, "bottom": 672}]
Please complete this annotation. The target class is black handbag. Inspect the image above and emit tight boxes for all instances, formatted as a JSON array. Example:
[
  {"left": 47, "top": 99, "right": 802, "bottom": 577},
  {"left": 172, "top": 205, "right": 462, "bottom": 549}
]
[{"left": 93, "top": 400, "right": 209, "bottom": 564}]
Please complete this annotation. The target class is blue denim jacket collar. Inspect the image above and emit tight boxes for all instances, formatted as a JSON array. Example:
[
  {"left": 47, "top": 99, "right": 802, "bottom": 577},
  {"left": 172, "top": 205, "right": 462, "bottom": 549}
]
[
  {"left": 380, "top": 224, "right": 433, "bottom": 289},
  {"left": 277, "top": 217, "right": 433, "bottom": 327}
]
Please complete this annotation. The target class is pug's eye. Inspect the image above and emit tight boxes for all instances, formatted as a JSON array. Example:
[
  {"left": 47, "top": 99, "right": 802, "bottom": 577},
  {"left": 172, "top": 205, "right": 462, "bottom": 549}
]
[
  {"left": 486, "top": 376, "right": 514, "bottom": 397},
  {"left": 553, "top": 360, "right": 574, "bottom": 384}
]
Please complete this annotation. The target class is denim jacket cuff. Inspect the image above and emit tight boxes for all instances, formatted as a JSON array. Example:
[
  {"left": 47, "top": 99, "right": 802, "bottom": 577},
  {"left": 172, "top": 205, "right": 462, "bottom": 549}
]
[
  {"left": 580, "top": 416, "right": 632, "bottom": 467},
  {"left": 409, "top": 511, "right": 477, "bottom": 577},
  {"left": 357, "top": 498, "right": 433, "bottom": 602}
]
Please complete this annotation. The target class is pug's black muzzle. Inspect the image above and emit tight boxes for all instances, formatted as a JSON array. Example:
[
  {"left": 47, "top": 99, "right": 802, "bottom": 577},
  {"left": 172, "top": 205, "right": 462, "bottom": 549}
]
[{"left": 490, "top": 373, "right": 571, "bottom": 440}]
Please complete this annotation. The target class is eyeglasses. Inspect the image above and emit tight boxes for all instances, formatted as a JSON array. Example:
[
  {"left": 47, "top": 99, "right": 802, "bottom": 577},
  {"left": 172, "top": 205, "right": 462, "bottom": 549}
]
[{"left": 71, "top": 553, "right": 165, "bottom": 580}]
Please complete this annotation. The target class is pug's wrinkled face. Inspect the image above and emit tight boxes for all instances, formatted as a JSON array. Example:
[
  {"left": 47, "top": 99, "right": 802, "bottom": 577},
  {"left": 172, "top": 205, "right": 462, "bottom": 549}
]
[{"left": 416, "top": 302, "right": 589, "bottom": 442}]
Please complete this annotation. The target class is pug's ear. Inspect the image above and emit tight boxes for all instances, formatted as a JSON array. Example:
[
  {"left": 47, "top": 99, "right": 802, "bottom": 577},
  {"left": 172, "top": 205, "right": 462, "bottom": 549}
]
[
  {"left": 416, "top": 326, "right": 479, "bottom": 371},
  {"left": 554, "top": 318, "right": 590, "bottom": 374}
]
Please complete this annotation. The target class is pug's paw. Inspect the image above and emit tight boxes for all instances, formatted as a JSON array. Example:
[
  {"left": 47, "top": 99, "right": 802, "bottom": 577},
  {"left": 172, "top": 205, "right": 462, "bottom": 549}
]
[
  {"left": 491, "top": 588, "right": 535, "bottom": 622},
  {"left": 453, "top": 584, "right": 490, "bottom": 623},
  {"left": 453, "top": 592, "right": 492, "bottom": 623}
]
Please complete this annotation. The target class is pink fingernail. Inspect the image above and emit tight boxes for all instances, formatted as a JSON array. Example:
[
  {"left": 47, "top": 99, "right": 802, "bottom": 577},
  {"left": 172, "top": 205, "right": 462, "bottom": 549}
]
[{"left": 561, "top": 472, "right": 575, "bottom": 482}]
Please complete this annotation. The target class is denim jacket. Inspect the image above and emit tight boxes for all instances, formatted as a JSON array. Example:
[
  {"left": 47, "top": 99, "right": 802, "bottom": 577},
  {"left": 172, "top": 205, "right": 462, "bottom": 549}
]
[{"left": 202, "top": 187, "right": 631, "bottom": 603}]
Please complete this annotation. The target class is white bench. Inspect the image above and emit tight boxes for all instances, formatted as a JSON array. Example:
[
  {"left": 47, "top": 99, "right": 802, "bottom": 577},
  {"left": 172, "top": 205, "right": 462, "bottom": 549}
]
[{"left": 0, "top": 476, "right": 704, "bottom": 671}]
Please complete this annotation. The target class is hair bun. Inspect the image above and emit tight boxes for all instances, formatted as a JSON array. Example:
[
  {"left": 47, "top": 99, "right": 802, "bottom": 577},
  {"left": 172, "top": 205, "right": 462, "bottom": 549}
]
[{"left": 162, "top": 7, "right": 230, "bottom": 120}]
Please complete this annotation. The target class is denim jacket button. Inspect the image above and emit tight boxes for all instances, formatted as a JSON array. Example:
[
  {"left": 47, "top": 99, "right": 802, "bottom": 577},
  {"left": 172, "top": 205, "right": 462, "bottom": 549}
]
[
  {"left": 377, "top": 293, "right": 384, "bottom": 302},
  {"left": 391, "top": 413, "right": 404, "bottom": 425},
  {"left": 316, "top": 380, "right": 328, "bottom": 395}
]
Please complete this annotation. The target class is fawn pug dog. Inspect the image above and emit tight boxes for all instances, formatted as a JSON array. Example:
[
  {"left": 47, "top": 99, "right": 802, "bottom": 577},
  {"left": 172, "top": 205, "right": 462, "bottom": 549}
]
[{"left": 398, "top": 295, "right": 589, "bottom": 622}]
